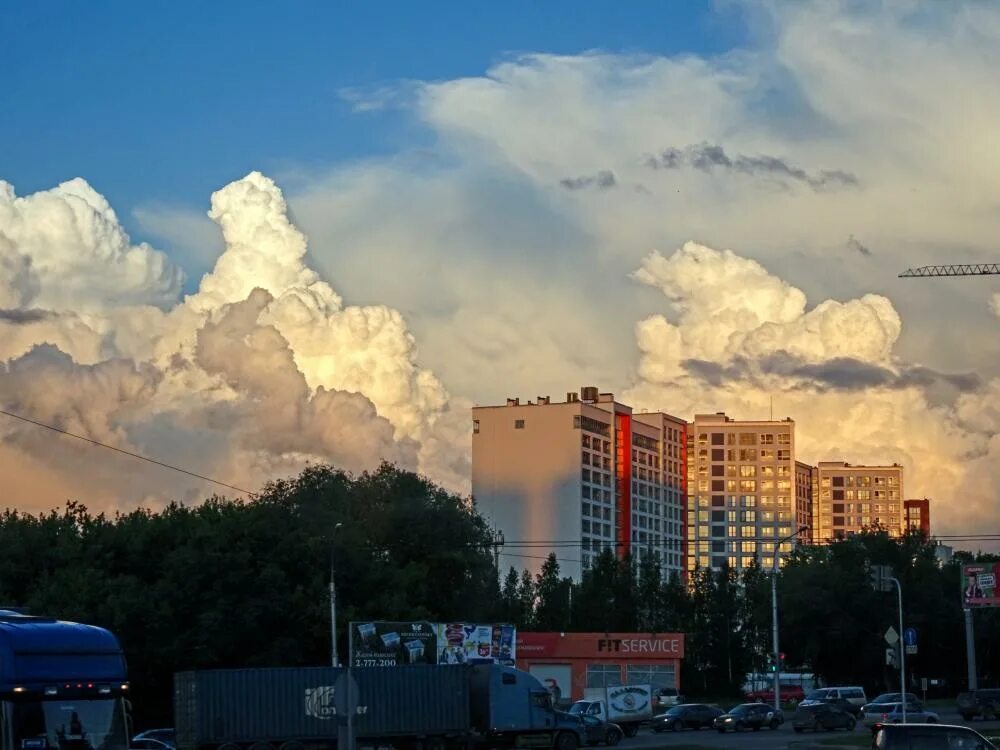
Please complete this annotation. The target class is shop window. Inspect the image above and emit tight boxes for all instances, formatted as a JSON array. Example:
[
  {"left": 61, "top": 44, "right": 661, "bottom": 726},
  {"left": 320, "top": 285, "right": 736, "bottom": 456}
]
[
  {"left": 627, "top": 665, "right": 675, "bottom": 690},
  {"left": 587, "top": 664, "right": 622, "bottom": 688}
]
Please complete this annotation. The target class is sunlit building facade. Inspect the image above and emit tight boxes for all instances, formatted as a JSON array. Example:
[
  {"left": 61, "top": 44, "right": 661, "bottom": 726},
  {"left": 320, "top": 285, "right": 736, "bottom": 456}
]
[
  {"left": 813, "top": 461, "right": 904, "bottom": 541},
  {"left": 904, "top": 498, "right": 931, "bottom": 537},
  {"left": 685, "top": 413, "right": 808, "bottom": 574},
  {"left": 471, "top": 387, "right": 686, "bottom": 581}
]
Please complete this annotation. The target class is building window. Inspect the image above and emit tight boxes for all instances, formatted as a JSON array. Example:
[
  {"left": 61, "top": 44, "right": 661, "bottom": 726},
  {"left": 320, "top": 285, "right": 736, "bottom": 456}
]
[
  {"left": 777, "top": 433, "right": 791, "bottom": 445},
  {"left": 473, "top": 419, "right": 480, "bottom": 433},
  {"left": 627, "top": 665, "right": 675, "bottom": 690},
  {"left": 761, "top": 434, "right": 774, "bottom": 445},
  {"left": 514, "top": 419, "right": 525, "bottom": 429},
  {"left": 587, "top": 665, "right": 623, "bottom": 688},
  {"left": 739, "top": 433, "right": 756, "bottom": 445}
]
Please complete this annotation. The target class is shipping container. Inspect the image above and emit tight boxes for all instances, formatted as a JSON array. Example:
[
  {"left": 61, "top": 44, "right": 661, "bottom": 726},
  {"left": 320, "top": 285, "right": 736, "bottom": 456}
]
[{"left": 175, "top": 666, "right": 471, "bottom": 750}]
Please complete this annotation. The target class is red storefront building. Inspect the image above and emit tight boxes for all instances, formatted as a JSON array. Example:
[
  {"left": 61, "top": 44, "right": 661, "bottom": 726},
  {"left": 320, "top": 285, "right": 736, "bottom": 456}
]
[{"left": 516, "top": 632, "right": 685, "bottom": 704}]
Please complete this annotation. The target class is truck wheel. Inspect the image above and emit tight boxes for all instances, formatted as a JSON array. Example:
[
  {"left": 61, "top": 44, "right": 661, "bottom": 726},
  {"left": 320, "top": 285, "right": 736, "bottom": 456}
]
[
  {"left": 622, "top": 725, "right": 638, "bottom": 738},
  {"left": 555, "top": 732, "right": 578, "bottom": 750},
  {"left": 605, "top": 730, "right": 620, "bottom": 747}
]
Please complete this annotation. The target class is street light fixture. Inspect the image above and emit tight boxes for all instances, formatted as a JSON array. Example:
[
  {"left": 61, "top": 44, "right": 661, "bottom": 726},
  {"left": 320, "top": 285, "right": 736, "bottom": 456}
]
[
  {"left": 330, "top": 522, "right": 343, "bottom": 667},
  {"left": 771, "top": 525, "right": 809, "bottom": 715}
]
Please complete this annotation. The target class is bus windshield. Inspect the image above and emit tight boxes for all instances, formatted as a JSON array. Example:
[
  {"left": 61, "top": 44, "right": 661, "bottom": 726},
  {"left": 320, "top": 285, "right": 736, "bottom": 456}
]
[{"left": 10, "top": 699, "right": 127, "bottom": 750}]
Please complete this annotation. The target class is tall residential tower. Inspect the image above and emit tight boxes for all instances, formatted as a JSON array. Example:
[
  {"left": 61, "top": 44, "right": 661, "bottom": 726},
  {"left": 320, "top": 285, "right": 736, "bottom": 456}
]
[{"left": 471, "top": 387, "right": 687, "bottom": 581}]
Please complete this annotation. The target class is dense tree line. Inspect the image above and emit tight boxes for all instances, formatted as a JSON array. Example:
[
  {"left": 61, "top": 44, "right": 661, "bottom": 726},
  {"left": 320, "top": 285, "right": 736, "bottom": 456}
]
[{"left": 2, "top": 462, "right": 998, "bottom": 728}]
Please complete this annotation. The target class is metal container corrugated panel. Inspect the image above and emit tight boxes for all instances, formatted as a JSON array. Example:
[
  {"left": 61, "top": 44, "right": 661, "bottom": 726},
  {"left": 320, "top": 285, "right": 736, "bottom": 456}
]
[{"left": 175, "top": 666, "right": 471, "bottom": 749}]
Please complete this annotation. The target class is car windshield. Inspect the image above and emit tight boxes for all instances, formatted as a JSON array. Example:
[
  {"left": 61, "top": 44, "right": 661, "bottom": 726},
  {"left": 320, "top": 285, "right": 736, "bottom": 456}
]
[
  {"left": 870, "top": 693, "right": 900, "bottom": 704},
  {"left": 664, "top": 707, "right": 685, "bottom": 716},
  {"left": 729, "top": 705, "right": 754, "bottom": 715},
  {"left": 10, "top": 699, "right": 128, "bottom": 750}
]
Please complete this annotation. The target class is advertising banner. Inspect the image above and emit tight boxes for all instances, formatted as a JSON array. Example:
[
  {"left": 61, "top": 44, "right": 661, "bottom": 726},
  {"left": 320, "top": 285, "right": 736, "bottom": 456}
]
[
  {"left": 962, "top": 563, "right": 1000, "bottom": 608},
  {"left": 436, "top": 623, "right": 516, "bottom": 664},
  {"left": 349, "top": 621, "right": 516, "bottom": 666},
  {"left": 349, "top": 621, "right": 439, "bottom": 667}
]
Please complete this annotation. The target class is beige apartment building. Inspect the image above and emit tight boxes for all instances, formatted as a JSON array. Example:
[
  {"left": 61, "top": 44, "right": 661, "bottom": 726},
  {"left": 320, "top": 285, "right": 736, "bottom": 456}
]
[
  {"left": 813, "top": 461, "right": 904, "bottom": 541},
  {"left": 686, "top": 413, "right": 807, "bottom": 574},
  {"left": 471, "top": 387, "right": 687, "bottom": 581},
  {"left": 795, "top": 461, "right": 815, "bottom": 539}
]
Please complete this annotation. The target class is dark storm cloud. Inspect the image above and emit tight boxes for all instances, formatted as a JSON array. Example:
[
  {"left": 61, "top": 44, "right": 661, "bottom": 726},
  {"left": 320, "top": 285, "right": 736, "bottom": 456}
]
[
  {"left": 645, "top": 143, "right": 858, "bottom": 191},
  {"left": 682, "top": 352, "right": 981, "bottom": 393},
  {"left": 847, "top": 234, "right": 873, "bottom": 256},
  {"left": 0, "top": 309, "right": 53, "bottom": 324},
  {"left": 559, "top": 170, "right": 617, "bottom": 190}
]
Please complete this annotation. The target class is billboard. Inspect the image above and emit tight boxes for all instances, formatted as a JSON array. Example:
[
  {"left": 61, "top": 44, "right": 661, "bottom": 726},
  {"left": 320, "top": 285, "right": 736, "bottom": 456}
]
[
  {"left": 349, "top": 621, "right": 516, "bottom": 667},
  {"left": 436, "top": 623, "right": 516, "bottom": 665},
  {"left": 350, "top": 621, "right": 439, "bottom": 667},
  {"left": 962, "top": 563, "right": 1000, "bottom": 608}
]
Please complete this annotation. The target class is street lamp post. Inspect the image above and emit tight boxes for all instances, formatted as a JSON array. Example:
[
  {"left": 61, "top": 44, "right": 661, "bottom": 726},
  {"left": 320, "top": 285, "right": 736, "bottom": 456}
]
[
  {"left": 330, "top": 522, "right": 343, "bottom": 667},
  {"left": 772, "top": 525, "right": 810, "bottom": 715}
]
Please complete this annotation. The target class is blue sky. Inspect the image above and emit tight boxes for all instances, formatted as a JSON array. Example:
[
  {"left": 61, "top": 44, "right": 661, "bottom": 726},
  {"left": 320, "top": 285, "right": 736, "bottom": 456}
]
[{"left": 1, "top": 1, "right": 744, "bottom": 218}]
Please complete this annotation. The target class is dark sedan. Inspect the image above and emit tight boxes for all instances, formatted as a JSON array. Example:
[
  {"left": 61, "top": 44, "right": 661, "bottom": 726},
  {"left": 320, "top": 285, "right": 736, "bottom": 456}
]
[
  {"left": 650, "top": 703, "right": 724, "bottom": 732},
  {"left": 579, "top": 715, "right": 622, "bottom": 746},
  {"left": 714, "top": 703, "right": 783, "bottom": 732},
  {"left": 791, "top": 703, "right": 857, "bottom": 733}
]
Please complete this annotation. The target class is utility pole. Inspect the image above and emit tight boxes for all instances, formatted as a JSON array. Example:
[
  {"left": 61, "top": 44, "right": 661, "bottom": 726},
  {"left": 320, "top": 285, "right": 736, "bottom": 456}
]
[
  {"left": 772, "top": 526, "right": 809, "bottom": 715},
  {"left": 330, "top": 522, "right": 343, "bottom": 667},
  {"left": 889, "top": 576, "right": 907, "bottom": 723},
  {"left": 965, "top": 607, "right": 978, "bottom": 690}
]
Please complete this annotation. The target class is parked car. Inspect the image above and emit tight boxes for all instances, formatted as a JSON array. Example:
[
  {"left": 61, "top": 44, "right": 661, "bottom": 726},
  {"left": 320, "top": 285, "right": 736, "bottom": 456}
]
[
  {"left": 860, "top": 694, "right": 921, "bottom": 720},
  {"left": 579, "top": 714, "right": 623, "bottom": 746},
  {"left": 800, "top": 687, "right": 868, "bottom": 716},
  {"left": 871, "top": 723, "right": 997, "bottom": 749},
  {"left": 958, "top": 689, "right": 1000, "bottom": 721},
  {"left": 714, "top": 703, "right": 783, "bottom": 732},
  {"left": 654, "top": 686, "right": 684, "bottom": 709},
  {"left": 862, "top": 702, "right": 939, "bottom": 727},
  {"left": 131, "top": 731, "right": 176, "bottom": 749},
  {"left": 791, "top": 703, "right": 857, "bottom": 733},
  {"left": 649, "top": 704, "right": 724, "bottom": 732}
]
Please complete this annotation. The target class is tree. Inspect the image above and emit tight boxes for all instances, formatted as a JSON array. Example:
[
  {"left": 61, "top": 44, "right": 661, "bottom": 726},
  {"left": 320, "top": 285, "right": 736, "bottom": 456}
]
[{"left": 534, "top": 553, "right": 572, "bottom": 631}]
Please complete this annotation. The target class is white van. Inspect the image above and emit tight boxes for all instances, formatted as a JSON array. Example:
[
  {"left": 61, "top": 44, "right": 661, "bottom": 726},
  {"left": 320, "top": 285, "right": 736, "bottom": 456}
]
[{"left": 800, "top": 687, "right": 868, "bottom": 716}]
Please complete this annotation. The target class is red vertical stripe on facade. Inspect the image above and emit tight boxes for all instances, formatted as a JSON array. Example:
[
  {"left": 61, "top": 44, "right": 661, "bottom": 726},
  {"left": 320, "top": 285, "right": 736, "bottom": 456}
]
[
  {"left": 680, "top": 422, "right": 689, "bottom": 583},
  {"left": 615, "top": 413, "right": 632, "bottom": 560}
]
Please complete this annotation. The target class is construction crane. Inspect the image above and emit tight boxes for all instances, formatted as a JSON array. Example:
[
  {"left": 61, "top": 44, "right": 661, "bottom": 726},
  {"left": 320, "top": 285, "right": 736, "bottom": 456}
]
[{"left": 899, "top": 264, "right": 1000, "bottom": 278}]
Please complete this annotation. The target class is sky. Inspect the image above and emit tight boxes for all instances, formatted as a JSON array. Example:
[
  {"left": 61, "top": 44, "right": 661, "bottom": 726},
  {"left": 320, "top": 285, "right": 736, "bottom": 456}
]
[{"left": 2, "top": 1, "right": 1000, "bottom": 544}]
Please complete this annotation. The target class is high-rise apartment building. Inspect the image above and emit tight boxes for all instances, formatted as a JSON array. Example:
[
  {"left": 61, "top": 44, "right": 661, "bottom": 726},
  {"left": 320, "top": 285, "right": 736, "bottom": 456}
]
[
  {"left": 813, "top": 462, "right": 904, "bottom": 541},
  {"left": 686, "top": 413, "right": 806, "bottom": 573},
  {"left": 471, "top": 387, "right": 687, "bottom": 581},
  {"left": 904, "top": 498, "right": 931, "bottom": 537},
  {"left": 795, "top": 462, "right": 815, "bottom": 540}
]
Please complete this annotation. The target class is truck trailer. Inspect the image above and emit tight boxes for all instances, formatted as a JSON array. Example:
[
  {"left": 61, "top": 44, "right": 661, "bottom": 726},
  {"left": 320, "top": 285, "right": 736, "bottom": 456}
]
[{"left": 174, "top": 664, "right": 586, "bottom": 750}]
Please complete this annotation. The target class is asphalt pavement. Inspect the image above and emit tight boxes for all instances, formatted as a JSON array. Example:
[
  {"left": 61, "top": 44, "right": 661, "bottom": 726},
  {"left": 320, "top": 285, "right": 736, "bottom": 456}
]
[{"left": 614, "top": 713, "right": 1000, "bottom": 750}]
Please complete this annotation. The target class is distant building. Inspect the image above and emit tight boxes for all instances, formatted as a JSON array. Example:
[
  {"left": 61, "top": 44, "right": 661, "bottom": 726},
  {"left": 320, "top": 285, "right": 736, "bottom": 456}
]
[
  {"left": 795, "top": 461, "right": 816, "bottom": 542},
  {"left": 471, "top": 387, "right": 686, "bottom": 581},
  {"left": 814, "top": 462, "right": 904, "bottom": 541},
  {"left": 904, "top": 498, "right": 931, "bottom": 537},
  {"left": 686, "top": 413, "right": 807, "bottom": 574}
]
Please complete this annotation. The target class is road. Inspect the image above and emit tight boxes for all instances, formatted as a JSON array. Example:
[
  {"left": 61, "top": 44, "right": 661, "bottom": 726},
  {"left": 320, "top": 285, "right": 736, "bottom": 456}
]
[{"left": 613, "top": 714, "right": 1000, "bottom": 750}]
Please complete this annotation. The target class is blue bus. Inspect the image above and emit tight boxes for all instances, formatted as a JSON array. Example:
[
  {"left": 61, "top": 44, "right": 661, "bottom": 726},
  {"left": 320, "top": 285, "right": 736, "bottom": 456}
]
[{"left": 0, "top": 611, "right": 130, "bottom": 750}]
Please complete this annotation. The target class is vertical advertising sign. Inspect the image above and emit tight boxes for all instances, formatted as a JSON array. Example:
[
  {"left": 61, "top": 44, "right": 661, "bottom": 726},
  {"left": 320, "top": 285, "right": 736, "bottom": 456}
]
[{"left": 962, "top": 563, "right": 1000, "bottom": 608}]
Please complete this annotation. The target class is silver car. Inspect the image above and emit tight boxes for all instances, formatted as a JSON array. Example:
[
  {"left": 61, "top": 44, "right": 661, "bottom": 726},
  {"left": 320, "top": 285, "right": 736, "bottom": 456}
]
[{"left": 862, "top": 702, "right": 939, "bottom": 727}]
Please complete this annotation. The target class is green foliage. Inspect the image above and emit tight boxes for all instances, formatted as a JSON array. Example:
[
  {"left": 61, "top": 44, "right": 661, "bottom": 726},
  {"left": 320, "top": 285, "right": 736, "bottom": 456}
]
[{"left": 0, "top": 463, "right": 497, "bottom": 728}]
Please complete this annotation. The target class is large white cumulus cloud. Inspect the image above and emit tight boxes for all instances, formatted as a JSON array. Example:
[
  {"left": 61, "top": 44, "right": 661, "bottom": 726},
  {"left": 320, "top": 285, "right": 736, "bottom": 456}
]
[
  {"left": 0, "top": 173, "right": 464, "bottom": 513},
  {"left": 623, "top": 242, "right": 997, "bottom": 536}
]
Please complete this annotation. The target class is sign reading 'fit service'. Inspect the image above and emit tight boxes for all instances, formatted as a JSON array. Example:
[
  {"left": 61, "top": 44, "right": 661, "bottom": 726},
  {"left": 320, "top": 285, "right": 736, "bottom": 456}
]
[{"left": 597, "top": 637, "right": 682, "bottom": 655}]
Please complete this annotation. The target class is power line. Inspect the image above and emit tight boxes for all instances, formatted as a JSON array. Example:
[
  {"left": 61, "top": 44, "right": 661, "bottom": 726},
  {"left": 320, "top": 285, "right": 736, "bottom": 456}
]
[{"left": 0, "top": 407, "right": 255, "bottom": 497}]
